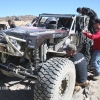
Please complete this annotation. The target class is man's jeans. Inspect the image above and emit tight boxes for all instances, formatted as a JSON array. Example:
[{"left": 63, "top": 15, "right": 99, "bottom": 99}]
[{"left": 91, "top": 50, "right": 100, "bottom": 75}]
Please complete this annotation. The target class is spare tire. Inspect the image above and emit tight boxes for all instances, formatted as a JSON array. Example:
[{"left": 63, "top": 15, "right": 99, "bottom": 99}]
[{"left": 34, "top": 57, "right": 76, "bottom": 100}]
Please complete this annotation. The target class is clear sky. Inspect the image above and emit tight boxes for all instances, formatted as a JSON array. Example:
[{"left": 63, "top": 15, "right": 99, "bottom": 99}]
[{"left": 0, "top": 0, "right": 100, "bottom": 17}]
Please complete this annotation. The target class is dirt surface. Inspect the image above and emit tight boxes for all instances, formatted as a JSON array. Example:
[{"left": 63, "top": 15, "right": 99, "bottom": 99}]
[
  {"left": 0, "top": 73, "right": 100, "bottom": 100},
  {"left": 71, "top": 72, "right": 100, "bottom": 100},
  {"left": 0, "top": 76, "right": 35, "bottom": 100},
  {"left": 71, "top": 80, "right": 100, "bottom": 100},
  {"left": 0, "top": 21, "right": 30, "bottom": 26}
]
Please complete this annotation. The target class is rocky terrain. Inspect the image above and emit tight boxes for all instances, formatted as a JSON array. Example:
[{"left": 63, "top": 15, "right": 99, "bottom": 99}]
[
  {"left": 0, "top": 76, "right": 34, "bottom": 100},
  {"left": 71, "top": 80, "right": 100, "bottom": 100},
  {"left": 71, "top": 72, "right": 100, "bottom": 100},
  {"left": 0, "top": 15, "right": 36, "bottom": 27},
  {"left": 0, "top": 15, "right": 36, "bottom": 22},
  {"left": 0, "top": 72, "right": 100, "bottom": 100}
]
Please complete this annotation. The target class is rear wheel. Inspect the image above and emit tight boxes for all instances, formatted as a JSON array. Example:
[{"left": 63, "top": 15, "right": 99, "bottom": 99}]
[{"left": 34, "top": 57, "right": 76, "bottom": 100}]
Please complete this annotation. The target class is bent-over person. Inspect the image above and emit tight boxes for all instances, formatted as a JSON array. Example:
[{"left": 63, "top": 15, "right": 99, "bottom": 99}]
[{"left": 64, "top": 44, "right": 89, "bottom": 93}]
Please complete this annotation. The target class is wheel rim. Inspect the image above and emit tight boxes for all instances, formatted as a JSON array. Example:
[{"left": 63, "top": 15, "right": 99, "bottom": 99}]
[{"left": 59, "top": 74, "right": 70, "bottom": 97}]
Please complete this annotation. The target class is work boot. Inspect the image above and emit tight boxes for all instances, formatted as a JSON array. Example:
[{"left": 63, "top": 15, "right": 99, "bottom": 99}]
[
  {"left": 73, "top": 86, "right": 81, "bottom": 94},
  {"left": 76, "top": 80, "right": 89, "bottom": 87},
  {"left": 82, "top": 80, "right": 90, "bottom": 87},
  {"left": 93, "top": 75, "right": 100, "bottom": 80}
]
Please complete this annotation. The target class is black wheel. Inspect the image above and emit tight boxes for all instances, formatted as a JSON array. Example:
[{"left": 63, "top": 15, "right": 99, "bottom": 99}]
[{"left": 34, "top": 57, "right": 76, "bottom": 100}]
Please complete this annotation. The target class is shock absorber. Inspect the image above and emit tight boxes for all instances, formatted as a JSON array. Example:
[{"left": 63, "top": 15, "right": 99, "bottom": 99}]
[
  {"left": 34, "top": 49, "right": 40, "bottom": 72},
  {"left": 1, "top": 53, "right": 6, "bottom": 63}
]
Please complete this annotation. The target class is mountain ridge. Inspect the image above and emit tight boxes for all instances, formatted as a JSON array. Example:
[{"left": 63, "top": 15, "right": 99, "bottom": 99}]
[{"left": 0, "top": 15, "right": 36, "bottom": 21}]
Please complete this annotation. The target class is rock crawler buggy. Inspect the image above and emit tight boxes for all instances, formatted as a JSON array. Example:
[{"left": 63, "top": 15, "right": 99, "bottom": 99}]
[{"left": 0, "top": 13, "right": 90, "bottom": 100}]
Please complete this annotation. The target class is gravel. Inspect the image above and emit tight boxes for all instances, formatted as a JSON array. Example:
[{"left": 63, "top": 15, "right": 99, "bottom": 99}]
[{"left": 0, "top": 72, "right": 100, "bottom": 100}]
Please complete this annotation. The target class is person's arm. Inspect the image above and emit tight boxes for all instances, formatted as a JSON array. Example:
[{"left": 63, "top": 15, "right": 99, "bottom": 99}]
[
  {"left": 87, "top": 10, "right": 96, "bottom": 19},
  {"left": 82, "top": 30, "right": 100, "bottom": 40}
]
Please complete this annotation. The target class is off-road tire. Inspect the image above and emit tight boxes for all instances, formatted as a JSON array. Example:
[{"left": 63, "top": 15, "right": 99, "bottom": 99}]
[{"left": 34, "top": 57, "right": 76, "bottom": 100}]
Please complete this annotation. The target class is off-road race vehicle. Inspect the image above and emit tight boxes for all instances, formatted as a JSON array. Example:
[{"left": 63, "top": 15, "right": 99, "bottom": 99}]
[{"left": 0, "top": 13, "right": 90, "bottom": 100}]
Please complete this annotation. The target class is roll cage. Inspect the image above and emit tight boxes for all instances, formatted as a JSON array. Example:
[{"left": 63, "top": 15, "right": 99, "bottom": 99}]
[{"left": 33, "top": 13, "right": 89, "bottom": 34}]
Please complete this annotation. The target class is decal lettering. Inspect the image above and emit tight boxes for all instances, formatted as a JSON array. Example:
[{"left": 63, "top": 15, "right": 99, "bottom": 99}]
[{"left": 30, "top": 30, "right": 55, "bottom": 35}]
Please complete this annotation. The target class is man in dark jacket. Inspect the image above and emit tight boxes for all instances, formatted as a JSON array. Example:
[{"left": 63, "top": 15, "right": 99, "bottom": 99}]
[
  {"left": 8, "top": 20, "right": 16, "bottom": 28},
  {"left": 76, "top": 7, "right": 98, "bottom": 33},
  {"left": 65, "top": 44, "right": 88, "bottom": 85},
  {"left": 65, "top": 44, "right": 89, "bottom": 93}
]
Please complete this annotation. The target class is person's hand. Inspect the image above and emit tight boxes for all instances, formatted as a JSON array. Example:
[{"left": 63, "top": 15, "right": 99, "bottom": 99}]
[
  {"left": 87, "top": 32, "right": 91, "bottom": 35},
  {"left": 82, "top": 30, "right": 91, "bottom": 34},
  {"left": 82, "top": 30, "right": 85, "bottom": 33}
]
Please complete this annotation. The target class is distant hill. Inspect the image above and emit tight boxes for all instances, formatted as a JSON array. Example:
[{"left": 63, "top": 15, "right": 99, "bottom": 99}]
[{"left": 0, "top": 15, "right": 36, "bottom": 22}]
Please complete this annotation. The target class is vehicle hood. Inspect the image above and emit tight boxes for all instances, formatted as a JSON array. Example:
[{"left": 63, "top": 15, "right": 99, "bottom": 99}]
[{"left": 1, "top": 26, "right": 69, "bottom": 49}]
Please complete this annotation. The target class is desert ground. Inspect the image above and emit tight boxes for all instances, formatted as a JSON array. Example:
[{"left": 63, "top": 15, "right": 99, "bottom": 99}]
[
  {"left": 71, "top": 72, "right": 100, "bottom": 100},
  {"left": 0, "top": 76, "right": 34, "bottom": 100},
  {"left": 0, "top": 72, "right": 100, "bottom": 100},
  {"left": 0, "top": 20, "right": 31, "bottom": 27}
]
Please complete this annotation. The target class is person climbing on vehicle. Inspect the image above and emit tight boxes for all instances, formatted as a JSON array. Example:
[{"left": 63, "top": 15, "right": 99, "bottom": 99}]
[
  {"left": 82, "top": 18, "right": 100, "bottom": 80},
  {"left": 8, "top": 20, "right": 16, "bottom": 28},
  {"left": 64, "top": 44, "right": 89, "bottom": 93},
  {"left": 76, "top": 7, "right": 98, "bottom": 34}
]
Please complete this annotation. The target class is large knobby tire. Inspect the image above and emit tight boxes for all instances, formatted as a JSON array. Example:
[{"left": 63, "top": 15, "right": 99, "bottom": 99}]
[{"left": 34, "top": 57, "right": 76, "bottom": 100}]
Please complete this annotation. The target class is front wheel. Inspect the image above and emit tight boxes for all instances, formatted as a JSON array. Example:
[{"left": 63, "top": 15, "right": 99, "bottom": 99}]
[{"left": 34, "top": 57, "right": 76, "bottom": 100}]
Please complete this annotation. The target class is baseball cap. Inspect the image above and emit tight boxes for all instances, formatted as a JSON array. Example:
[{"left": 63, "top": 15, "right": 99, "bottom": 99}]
[
  {"left": 64, "top": 44, "right": 77, "bottom": 52},
  {"left": 93, "top": 18, "right": 100, "bottom": 24}
]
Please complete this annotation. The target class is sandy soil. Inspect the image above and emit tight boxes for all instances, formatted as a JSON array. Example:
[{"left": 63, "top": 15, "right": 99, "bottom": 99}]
[
  {"left": 0, "top": 76, "right": 34, "bottom": 100},
  {"left": 71, "top": 80, "right": 100, "bottom": 100},
  {"left": 71, "top": 73, "right": 100, "bottom": 100},
  {"left": 0, "top": 73, "right": 100, "bottom": 100}
]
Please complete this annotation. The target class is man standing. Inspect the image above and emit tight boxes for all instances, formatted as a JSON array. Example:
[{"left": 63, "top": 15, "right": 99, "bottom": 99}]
[
  {"left": 76, "top": 7, "right": 98, "bottom": 33},
  {"left": 8, "top": 20, "right": 16, "bottom": 28},
  {"left": 82, "top": 19, "right": 100, "bottom": 80}
]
